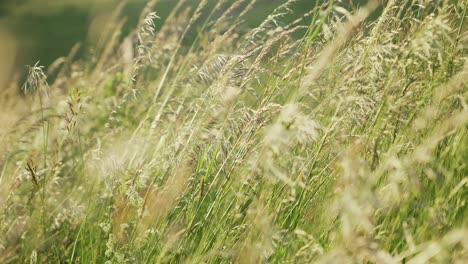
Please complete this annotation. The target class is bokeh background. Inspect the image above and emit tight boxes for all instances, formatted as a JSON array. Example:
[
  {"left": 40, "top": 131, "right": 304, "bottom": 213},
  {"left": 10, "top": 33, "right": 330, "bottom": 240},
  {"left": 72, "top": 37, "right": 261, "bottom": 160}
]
[
  {"left": 0, "top": 0, "right": 326, "bottom": 88},
  {"left": 1, "top": 0, "right": 375, "bottom": 86}
]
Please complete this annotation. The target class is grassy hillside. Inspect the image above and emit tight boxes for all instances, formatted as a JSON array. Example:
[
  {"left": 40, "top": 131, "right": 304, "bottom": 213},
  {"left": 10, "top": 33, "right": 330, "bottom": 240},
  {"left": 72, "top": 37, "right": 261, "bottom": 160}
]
[{"left": 0, "top": 0, "right": 467, "bottom": 263}]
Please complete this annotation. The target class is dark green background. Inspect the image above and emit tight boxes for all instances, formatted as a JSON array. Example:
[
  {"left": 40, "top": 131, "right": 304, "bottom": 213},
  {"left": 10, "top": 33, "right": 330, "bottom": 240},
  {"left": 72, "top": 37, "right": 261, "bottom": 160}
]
[
  {"left": 1, "top": 0, "right": 317, "bottom": 72},
  {"left": 0, "top": 0, "right": 370, "bottom": 79}
]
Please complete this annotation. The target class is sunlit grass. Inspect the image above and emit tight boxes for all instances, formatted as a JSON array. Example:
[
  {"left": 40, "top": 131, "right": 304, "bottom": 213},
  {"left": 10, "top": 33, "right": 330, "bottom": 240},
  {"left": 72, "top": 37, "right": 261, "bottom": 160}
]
[{"left": 0, "top": 0, "right": 467, "bottom": 263}]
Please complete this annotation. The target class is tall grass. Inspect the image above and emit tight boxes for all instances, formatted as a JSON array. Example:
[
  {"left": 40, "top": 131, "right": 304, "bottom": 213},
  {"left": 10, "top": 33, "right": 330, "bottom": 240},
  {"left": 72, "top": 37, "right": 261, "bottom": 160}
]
[{"left": 0, "top": 0, "right": 467, "bottom": 263}]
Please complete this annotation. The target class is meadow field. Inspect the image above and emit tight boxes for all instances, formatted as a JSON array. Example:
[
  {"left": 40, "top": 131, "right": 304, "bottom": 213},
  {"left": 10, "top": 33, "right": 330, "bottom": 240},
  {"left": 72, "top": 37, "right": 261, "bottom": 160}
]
[{"left": 0, "top": 0, "right": 467, "bottom": 263}]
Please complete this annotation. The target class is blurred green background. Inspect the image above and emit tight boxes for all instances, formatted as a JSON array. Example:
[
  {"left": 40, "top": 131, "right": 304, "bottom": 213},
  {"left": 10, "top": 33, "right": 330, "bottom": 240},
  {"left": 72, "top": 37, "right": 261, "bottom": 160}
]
[
  {"left": 1, "top": 0, "right": 374, "bottom": 87},
  {"left": 0, "top": 0, "right": 319, "bottom": 79}
]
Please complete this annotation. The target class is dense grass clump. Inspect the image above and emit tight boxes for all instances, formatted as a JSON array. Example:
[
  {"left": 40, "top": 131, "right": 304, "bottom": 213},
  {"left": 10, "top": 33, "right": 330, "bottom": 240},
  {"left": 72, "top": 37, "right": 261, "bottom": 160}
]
[{"left": 0, "top": 0, "right": 467, "bottom": 263}]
